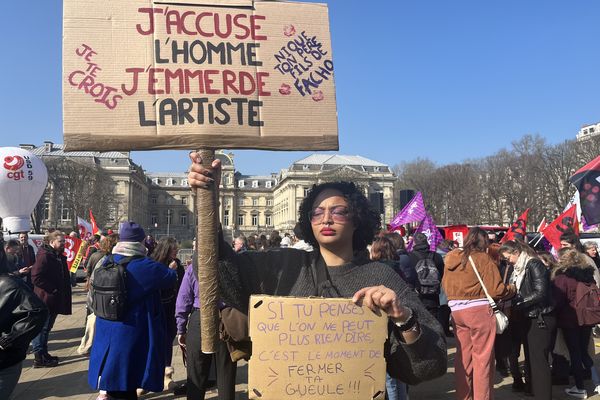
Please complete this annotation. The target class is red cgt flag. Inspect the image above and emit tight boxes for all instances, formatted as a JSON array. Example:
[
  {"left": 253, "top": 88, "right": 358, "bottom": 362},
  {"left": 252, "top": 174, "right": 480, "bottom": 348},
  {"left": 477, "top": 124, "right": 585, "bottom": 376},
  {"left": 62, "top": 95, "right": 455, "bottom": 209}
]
[
  {"left": 501, "top": 208, "right": 530, "bottom": 243},
  {"left": 542, "top": 204, "right": 579, "bottom": 250},
  {"left": 89, "top": 209, "right": 100, "bottom": 235}
]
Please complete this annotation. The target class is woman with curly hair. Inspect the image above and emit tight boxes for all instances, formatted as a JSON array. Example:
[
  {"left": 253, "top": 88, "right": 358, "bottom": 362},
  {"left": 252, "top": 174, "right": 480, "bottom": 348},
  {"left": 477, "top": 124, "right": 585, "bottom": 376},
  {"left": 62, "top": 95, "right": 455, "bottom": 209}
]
[
  {"left": 187, "top": 153, "right": 447, "bottom": 390},
  {"left": 553, "top": 248, "right": 600, "bottom": 398}
]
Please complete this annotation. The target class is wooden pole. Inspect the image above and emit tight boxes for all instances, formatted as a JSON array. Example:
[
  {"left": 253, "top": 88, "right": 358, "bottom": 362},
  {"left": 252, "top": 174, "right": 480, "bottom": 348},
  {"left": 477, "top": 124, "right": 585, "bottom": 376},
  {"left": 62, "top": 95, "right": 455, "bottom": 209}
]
[{"left": 195, "top": 149, "right": 219, "bottom": 353}]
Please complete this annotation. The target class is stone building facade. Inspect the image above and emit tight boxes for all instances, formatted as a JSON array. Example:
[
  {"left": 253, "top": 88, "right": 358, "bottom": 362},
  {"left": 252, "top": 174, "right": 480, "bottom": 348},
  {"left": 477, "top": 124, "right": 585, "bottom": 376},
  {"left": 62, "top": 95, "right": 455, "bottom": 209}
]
[{"left": 19, "top": 143, "right": 397, "bottom": 242}]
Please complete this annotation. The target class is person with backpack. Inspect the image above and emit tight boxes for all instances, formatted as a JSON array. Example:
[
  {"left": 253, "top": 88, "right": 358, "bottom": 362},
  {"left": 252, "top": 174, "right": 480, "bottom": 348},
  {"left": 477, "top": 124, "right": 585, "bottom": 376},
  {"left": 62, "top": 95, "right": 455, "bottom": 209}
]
[
  {"left": 88, "top": 222, "right": 177, "bottom": 400},
  {"left": 409, "top": 233, "right": 444, "bottom": 317},
  {"left": 553, "top": 248, "right": 600, "bottom": 398},
  {"left": 499, "top": 240, "right": 556, "bottom": 400},
  {"left": 443, "top": 228, "right": 516, "bottom": 400}
]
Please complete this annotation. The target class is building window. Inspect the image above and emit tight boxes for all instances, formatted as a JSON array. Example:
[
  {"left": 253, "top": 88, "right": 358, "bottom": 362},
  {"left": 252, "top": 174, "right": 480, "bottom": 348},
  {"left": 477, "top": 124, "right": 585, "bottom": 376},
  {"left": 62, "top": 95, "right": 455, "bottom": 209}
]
[
  {"left": 266, "top": 181, "right": 272, "bottom": 188},
  {"left": 303, "top": 187, "right": 310, "bottom": 197},
  {"left": 227, "top": 175, "right": 233, "bottom": 185},
  {"left": 151, "top": 196, "right": 157, "bottom": 204},
  {"left": 252, "top": 214, "right": 258, "bottom": 226},
  {"left": 166, "top": 178, "right": 174, "bottom": 187},
  {"left": 374, "top": 166, "right": 380, "bottom": 172},
  {"left": 238, "top": 180, "right": 245, "bottom": 188},
  {"left": 265, "top": 215, "right": 272, "bottom": 226},
  {"left": 42, "top": 196, "right": 50, "bottom": 220},
  {"left": 151, "top": 214, "right": 158, "bottom": 225},
  {"left": 152, "top": 178, "right": 159, "bottom": 185},
  {"left": 267, "top": 199, "right": 273, "bottom": 206},
  {"left": 108, "top": 205, "right": 117, "bottom": 222},
  {"left": 237, "top": 214, "right": 244, "bottom": 226},
  {"left": 252, "top": 198, "right": 259, "bottom": 206},
  {"left": 181, "top": 179, "right": 188, "bottom": 187},
  {"left": 166, "top": 210, "right": 172, "bottom": 225},
  {"left": 238, "top": 197, "right": 244, "bottom": 206},
  {"left": 302, "top": 164, "right": 309, "bottom": 170},
  {"left": 59, "top": 198, "right": 70, "bottom": 221},
  {"left": 591, "top": 127, "right": 596, "bottom": 133},
  {"left": 180, "top": 213, "right": 187, "bottom": 225},
  {"left": 252, "top": 180, "right": 259, "bottom": 188},
  {"left": 223, "top": 210, "right": 229, "bottom": 226},
  {"left": 166, "top": 197, "right": 173, "bottom": 205},
  {"left": 182, "top": 196, "right": 188, "bottom": 205}
]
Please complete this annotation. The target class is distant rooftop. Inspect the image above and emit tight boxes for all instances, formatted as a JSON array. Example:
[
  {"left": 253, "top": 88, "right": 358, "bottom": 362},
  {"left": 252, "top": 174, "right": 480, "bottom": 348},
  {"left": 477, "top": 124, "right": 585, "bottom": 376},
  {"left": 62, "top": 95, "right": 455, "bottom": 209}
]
[
  {"left": 293, "top": 154, "right": 387, "bottom": 167},
  {"left": 22, "top": 142, "right": 130, "bottom": 159}
]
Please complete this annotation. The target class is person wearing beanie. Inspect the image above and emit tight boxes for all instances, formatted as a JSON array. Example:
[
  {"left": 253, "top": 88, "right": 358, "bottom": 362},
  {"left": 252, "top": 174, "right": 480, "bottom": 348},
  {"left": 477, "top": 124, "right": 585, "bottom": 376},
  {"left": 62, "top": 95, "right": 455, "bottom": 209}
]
[{"left": 88, "top": 221, "right": 178, "bottom": 399}]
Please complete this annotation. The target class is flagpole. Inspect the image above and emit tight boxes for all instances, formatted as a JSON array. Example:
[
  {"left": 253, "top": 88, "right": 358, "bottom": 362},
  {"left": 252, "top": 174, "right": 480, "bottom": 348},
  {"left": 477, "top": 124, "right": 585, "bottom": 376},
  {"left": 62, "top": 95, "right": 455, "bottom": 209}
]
[{"left": 529, "top": 232, "right": 544, "bottom": 248}]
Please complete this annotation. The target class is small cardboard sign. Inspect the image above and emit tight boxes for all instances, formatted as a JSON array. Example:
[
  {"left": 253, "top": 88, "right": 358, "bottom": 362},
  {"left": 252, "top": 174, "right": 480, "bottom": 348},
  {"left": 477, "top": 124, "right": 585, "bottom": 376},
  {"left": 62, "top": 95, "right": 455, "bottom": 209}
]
[
  {"left": 248, "top": 295, "right": 387, "bottom": 400},
  {"left": 63, "top": 0, "right": 338, "bottom": 152}
]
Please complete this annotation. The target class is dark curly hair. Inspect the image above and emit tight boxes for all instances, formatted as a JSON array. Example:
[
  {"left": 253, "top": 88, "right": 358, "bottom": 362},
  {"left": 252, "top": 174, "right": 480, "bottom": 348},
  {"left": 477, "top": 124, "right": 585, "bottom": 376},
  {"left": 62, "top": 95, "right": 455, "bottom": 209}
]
[{"left": 298, "top": 181, "right": 381, "bottom": 252}]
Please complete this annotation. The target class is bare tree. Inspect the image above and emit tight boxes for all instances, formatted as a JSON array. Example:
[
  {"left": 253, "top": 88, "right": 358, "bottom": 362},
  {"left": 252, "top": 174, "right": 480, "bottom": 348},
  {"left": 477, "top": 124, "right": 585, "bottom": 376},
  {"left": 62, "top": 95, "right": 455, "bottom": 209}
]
[
  {"left": 392, "top": 133, "right": 596, "bottom": 229},
  {"left": 42, "top": 157, "right": 117, "bottom": 231}
]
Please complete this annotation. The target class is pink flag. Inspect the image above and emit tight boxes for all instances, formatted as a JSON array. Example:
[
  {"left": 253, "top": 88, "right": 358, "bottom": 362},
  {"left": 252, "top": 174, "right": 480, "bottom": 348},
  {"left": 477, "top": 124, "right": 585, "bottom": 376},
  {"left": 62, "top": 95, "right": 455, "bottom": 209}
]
[
  {"left": 389, "top": 192, "right": 426, "bottom": 229},
  {"left": 407, "top": 213, "right": 444, "bottom": 252}
]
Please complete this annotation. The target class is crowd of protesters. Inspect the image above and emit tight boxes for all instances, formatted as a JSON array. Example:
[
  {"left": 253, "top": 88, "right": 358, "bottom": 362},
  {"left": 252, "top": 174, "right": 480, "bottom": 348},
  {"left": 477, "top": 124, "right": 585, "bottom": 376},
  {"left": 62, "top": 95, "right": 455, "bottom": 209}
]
[{"left": 1, "top": 171, "right": 600, "bottom": 399}]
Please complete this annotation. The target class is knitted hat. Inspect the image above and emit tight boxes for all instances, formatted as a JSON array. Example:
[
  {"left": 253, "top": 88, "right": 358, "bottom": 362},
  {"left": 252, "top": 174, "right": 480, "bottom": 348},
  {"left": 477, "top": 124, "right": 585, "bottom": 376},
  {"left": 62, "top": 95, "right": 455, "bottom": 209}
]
[{"left": 118, "top": 221, "right": 145, "bottom": 242}]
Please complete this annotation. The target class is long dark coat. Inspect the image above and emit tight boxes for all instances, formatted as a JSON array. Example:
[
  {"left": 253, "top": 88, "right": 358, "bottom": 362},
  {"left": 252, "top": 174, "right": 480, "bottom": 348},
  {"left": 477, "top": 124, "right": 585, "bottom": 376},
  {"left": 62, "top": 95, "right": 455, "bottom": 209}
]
[
  {"left": 88, "top": 255, "right": 177, "bottom": 392},
  {"left": 31, "top": 244, "right": 72, "bottom": 315}
]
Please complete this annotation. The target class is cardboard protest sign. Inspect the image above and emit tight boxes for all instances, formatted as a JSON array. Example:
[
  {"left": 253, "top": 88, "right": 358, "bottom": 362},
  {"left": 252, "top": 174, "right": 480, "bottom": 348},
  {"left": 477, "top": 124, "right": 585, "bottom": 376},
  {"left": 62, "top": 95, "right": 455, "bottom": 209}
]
[
  {"left": 63, "top": 0, "right": 338, "bottom": 152},
  {"left": 248, "top": 295, "right": 387, "bottom": 400}
]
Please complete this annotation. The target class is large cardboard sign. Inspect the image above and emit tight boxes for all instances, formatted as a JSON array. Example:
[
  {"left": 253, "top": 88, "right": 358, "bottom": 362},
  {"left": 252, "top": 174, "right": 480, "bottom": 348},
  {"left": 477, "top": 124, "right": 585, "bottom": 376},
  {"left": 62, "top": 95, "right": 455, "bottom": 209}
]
[
  {"left": 63, "top": 0, "right": 338, "bottom": 152},
  {"left": 248, "top": 295, "right": 387, "bottom": 400}
]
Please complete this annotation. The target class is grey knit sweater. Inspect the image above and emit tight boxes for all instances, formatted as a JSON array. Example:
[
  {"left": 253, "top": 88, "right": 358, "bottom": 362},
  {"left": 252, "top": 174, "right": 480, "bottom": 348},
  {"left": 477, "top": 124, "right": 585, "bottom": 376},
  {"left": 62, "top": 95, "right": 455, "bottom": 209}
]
[{"left": 218, "top": 246, "right": 447, "bottom": 385}]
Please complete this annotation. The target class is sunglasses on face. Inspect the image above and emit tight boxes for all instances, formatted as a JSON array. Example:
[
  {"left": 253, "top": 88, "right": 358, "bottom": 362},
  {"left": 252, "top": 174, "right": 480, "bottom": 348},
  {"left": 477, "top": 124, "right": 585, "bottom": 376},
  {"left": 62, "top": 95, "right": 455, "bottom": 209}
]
[{"left": 309, "top": 206, "right": 351, "bottom": 224}]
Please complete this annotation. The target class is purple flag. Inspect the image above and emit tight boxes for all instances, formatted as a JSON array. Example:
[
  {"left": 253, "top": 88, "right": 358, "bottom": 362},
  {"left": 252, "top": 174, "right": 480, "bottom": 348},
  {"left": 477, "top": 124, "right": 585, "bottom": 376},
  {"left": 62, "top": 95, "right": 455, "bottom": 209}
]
[
  {"left": 407, "top": 213, "right": 443, "bottom": 252},
  {"left": 389, "top": 192, "right": 426, "bottom": 229}
]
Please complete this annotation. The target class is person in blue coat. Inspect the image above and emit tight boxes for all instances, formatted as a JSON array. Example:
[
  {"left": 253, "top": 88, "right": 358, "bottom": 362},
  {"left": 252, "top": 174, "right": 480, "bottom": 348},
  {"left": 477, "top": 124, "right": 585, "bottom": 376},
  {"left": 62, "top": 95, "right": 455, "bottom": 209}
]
[{"left": 88, "top": 222, "right": 177, "bottom": 399}]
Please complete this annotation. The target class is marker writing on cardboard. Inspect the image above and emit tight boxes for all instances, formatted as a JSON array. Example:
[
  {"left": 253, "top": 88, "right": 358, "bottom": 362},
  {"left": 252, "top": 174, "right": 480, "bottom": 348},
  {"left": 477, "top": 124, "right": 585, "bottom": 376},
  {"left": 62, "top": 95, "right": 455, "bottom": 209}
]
[
  {"left": 68, "top": 44, "right": 123, "bottom": 110},
  {"left": 135, "top": 8, "right": 268, "bottom": 41},
  {"left": 273, "top": 30, "right": 334, "bottom": 97}
]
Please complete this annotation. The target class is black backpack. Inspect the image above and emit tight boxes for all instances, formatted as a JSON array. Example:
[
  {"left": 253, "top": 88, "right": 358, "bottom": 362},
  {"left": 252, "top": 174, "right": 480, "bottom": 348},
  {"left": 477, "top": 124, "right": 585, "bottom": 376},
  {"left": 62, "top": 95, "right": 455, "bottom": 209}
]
[
  {"left": 91, "top": 254, "right": 141, "bottom": 321},
  {"left": 415, "top": 252, "right": 441, "bottom": 296}
]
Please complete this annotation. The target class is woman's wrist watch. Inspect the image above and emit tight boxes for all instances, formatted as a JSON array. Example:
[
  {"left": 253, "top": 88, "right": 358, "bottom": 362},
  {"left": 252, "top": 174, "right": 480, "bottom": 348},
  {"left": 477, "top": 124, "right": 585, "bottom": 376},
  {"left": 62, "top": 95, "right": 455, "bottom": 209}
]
[{"left": 392, "top": 307, "right": 419, "bottom": 332}]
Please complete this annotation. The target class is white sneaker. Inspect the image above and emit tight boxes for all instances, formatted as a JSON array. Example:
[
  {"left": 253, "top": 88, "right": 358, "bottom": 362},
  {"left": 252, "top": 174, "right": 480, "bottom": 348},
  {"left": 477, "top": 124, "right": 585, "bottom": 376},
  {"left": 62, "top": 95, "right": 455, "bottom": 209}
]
[
  {"left": 594, "top": 385, "right": 600, "bottom": 395},
  {"left": 565, "top": 386, "right": 588, "bottom": 399}
]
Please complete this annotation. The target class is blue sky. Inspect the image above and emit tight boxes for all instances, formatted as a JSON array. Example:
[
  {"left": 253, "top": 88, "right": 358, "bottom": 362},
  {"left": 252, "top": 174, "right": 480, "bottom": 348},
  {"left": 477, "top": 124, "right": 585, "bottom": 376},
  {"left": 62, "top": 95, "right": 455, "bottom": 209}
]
[{"left": 2, "top": 1, "right": 599, "bottom": 176}]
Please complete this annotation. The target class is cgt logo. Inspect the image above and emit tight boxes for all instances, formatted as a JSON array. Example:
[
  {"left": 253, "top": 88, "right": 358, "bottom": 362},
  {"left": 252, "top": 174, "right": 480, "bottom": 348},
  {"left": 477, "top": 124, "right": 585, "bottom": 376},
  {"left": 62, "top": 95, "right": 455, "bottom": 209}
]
[
  {"left": 4, "top": 156, "right": 24, "bottom": 171},
  {"left": 3, "top": 155, "right": 32, "bottom": 181}
]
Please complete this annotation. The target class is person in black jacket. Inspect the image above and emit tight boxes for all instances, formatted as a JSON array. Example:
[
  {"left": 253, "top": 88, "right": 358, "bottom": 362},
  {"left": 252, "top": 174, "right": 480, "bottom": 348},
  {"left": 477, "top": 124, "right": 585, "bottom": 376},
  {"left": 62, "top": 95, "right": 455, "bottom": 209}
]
[
  {"left": 0, "top": 238, "right": 48, "bottom": 399},
  {"left": 499, "top": 240, "right": 556, "bottom": 400},
  {"left": 408, "top": 233, "right": 444, "bottom": 316}
]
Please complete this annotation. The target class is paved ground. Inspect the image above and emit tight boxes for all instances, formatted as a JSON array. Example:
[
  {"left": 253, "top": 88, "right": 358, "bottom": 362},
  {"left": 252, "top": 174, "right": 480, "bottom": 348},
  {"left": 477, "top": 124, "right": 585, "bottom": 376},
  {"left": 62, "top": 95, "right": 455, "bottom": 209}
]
[{"left": 11, "top": 287, "right": 600, "bottom": 399}]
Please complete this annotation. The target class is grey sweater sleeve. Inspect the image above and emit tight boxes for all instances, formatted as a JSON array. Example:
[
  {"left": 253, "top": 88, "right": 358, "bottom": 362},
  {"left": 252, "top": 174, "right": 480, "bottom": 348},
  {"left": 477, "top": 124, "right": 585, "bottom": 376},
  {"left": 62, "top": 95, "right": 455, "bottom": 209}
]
[{"left": 384, "top": 281, "right": 448, "bottom": 384}]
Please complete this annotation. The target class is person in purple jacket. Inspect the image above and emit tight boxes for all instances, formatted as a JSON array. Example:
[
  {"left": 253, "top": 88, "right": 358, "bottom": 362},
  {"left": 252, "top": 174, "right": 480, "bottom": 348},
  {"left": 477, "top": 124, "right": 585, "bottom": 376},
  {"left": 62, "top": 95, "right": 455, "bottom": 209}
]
[{"left": 175, "top": 259, "right": 237, "bottom": 400}]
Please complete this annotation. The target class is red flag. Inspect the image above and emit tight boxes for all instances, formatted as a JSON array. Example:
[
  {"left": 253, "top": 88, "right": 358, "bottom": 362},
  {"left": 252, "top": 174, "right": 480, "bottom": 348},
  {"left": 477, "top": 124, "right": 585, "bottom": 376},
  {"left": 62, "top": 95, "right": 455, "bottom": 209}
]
[
  {"left": 537, "top": 217, "right": 547, "bottom": 233},
  {"left": 570, "top": 155, "right": 600, "bottom": 226},
  {"left": 63, "top": 236, "right": 83, "bottom": 272},
  {"left": 542, "top": 204, "right": 579, "bottom": 250},
  {"left": 89, "top": 209, "right": 100, "bottom": 235},
  {"left": 501, "top": 208, "right": 530, "bottom": 243}
]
